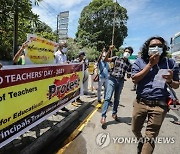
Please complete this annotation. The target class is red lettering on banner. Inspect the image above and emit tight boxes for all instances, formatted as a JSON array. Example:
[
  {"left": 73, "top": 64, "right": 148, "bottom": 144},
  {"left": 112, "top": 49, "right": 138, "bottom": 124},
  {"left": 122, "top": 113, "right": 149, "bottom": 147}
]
[{"left": 48, "top": 73, "right": 80, "bottom": 99}]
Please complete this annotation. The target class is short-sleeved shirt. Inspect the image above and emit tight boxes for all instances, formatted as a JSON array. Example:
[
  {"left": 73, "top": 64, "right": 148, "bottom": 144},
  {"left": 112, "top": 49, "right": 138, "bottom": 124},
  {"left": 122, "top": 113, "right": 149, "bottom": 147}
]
[
  {"left": 110, "top": 57, "right": 132, "bottom": 79},
  {"left": 132, "top": 57, "right": 179, "bottom": 100},
  {"left": 54, "top": 50, "right": 67, "bottom": 64},
  {"left": 98, "top": 60, "right": 109, "bottom": 79}
]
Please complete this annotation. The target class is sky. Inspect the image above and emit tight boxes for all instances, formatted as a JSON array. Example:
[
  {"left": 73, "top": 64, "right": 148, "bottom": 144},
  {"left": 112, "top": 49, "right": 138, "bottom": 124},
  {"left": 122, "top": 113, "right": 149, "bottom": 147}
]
[{"left": 32, "top": 0, "right": 180, "bottom": 54}]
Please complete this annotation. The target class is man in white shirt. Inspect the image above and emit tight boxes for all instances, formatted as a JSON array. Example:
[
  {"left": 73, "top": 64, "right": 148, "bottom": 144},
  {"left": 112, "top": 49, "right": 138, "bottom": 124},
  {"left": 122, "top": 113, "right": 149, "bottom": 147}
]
[
  {"left": 54, "top": 42, "right": 68, "bottom": 64},
  {"left": 54, "top": 41, "right": 69, "bottom": 112}
]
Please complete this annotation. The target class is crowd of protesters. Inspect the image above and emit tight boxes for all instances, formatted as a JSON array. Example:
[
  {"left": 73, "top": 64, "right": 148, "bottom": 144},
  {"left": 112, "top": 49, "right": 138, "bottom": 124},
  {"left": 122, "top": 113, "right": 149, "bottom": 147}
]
[
  {"left": 93, "top": 36, "right": 179, "bottom": 154},
  {"left": 1, "top": 35, "right": 180, "bottom": 154}
]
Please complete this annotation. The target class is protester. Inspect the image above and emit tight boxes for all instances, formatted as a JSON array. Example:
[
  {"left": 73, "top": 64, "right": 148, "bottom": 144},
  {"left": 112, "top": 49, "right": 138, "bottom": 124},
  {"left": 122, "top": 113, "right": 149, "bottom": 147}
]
[
  {"left": 13, "top": 41, "right": 29, "bottom": 65},
  {"left": 54, "top": 42, "right": 68, "bottom": 64},
  {"left": 71, "top": 56, "right": 75, "bottom": 63},
  {"left": 89, "top": 59, "right": 98, "bottom": 91},
  {"left": 100, "top": 45, "right": 133, "bottom": 125},
  {"left": 97, "top": 47, "right": 109, "bottom": 103},
  {"left": 74, "top": 51, "right": 89, "bottom": 95},
  {"left": 54, "top": 41, "right": 70, "bottom": 112},
  {"left": 131, "top": 36, "right": 180, "bottom": 154}
]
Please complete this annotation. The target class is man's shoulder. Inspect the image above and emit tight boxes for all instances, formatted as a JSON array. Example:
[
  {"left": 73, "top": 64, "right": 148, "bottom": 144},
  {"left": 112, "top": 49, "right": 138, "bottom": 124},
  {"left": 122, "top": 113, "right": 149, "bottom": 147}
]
[
  {"left": 55, "top": 51, "right": 59, "bottom": 55},
  {"left": 55, "top": 50, "right": 62, "bottom": 55},
  {"left": 111, "top": 56, "right": 119, "bottom": 62},
  {"left": 134, "top": 57, "right": 144, "bottom": 63},
  {"left": 73, "top": 59, "right": 79, "bottom": 63},
  {"left": 112, "top": 56, "right": 118, "bottom": 59}
]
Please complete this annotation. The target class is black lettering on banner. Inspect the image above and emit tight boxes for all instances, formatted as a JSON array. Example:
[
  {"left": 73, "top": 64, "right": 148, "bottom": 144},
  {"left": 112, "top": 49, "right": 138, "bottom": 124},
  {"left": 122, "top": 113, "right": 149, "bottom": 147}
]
[
  {"left": 48, "top": 85, "right": 56, "bottom": 99},
  {"left": 27, "top": 45, "right": 54, "bottom": 53},
  {"left": 48, "top": 78, "right": 80, "bottom": 100},
  {"left": 8, "top": 87, "right": 37, "bottom": 99},
  {"left": 0, "top": 94, "right": 6, "bottom": 102},
  {"left": 0, "top": 117, "right": 11, "bottom": 126}
]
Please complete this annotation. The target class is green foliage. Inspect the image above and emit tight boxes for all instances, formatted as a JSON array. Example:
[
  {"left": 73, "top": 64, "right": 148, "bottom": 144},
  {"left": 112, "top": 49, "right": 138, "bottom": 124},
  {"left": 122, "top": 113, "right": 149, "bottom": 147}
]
[
  {"left": 66, "top": 38, "right": 81, "bottom": 61},
  {"left": 0, "top": 0, "right": 56, "bottom": 60},
  {"left": 76, "top": 0, "right": 128, "bottom": 51},
  {"left": 35, "top": 22, "right": 56, "bottom": 42},
  {"left": 115, "top": 47, "right": 124, "bottom": 57},
  {"left": 66, "top": 38, "right": 99, "bottom": 62},
  {"left": 82, "top": 47, "right": 99, "bottom": 62},
  {"left": 166, "top": 52, "right": 172, "bottom": 58}
]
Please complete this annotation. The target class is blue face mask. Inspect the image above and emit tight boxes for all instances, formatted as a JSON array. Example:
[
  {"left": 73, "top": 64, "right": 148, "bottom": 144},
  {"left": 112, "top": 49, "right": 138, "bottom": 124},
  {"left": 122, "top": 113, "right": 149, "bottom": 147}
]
[
  {"left": 62, "top": 47, "right": 67, "bottom": 53},
  {"left": 148, "top": 46, "right": 163, "bottom": 56}
]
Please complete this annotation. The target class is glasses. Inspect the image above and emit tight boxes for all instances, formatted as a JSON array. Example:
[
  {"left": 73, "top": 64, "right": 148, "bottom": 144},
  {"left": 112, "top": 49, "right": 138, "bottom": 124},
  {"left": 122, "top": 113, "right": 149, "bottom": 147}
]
[{"left": 149, "top": 44, "right": 163, "bottom": 48}]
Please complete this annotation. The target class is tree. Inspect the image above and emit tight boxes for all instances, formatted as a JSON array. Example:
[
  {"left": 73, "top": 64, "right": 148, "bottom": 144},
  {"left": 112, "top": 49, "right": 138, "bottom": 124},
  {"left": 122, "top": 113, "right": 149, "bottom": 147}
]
[
  {"left": 66, "top": 38, "right": 99, "bottom": 62},
  {"left": 66, "top": 38, "right": 80, "bottom": 61},
  {"left": 0, "top": 0, "right": 56, "bottom": 60},
  {"left": 76, "top": 0, "right": 128, "bottom": 51},
  {"left": 115, "top": 47, "right": 124, "bottom": 57},
  {"left": 0, "top": 0, "right": 37, "bottom": 59}
]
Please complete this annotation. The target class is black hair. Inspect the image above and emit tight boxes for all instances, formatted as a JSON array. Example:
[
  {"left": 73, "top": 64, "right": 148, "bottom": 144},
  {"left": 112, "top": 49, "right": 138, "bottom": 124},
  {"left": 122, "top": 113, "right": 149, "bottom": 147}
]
[
  {"left": 124, "top": 46, "right": 134, "bottom": 55},
  {"left": 58, "top": 41, "right": 67, "bottom": 50},
  {"left": 78, "top": 51, "right": 85, "bottom": 57},
  {"left": 141, "top": 36, "right": 168, "bottom": 63}
]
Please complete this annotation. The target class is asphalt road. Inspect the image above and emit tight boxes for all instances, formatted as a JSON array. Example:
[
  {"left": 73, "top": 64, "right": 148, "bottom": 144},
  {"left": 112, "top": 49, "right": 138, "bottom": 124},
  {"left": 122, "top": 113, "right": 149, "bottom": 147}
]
[{"left": 60, "top": 79, "right": 180, "bottom": 154}]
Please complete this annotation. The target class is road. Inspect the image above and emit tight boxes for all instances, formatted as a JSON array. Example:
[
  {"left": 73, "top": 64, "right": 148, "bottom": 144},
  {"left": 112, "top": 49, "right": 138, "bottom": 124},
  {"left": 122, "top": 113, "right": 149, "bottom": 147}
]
[{"left": 59, "top": 79, "right": 180, "bottom": 154}]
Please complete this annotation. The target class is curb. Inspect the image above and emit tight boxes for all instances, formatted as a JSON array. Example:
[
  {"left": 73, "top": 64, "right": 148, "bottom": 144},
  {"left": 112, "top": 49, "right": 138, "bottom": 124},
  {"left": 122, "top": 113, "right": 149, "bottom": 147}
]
[{"left": 20, "top": 99, "right": 97, "bottom": 154}]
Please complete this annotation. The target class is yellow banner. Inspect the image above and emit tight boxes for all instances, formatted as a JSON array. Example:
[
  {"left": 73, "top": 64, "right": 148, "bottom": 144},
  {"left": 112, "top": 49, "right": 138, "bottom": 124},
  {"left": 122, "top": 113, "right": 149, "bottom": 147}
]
[
  {"left": 25, "top": 34, "right": 58, "bottom": 64},
  {"left": 0, "top": 64, "right": 83, "bottom": 147}
]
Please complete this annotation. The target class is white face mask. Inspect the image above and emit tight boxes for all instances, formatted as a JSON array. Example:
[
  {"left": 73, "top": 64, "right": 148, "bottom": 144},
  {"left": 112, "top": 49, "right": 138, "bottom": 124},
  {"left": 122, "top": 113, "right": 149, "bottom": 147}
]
[
  {"left": 123, "top": 52, "right": 130, "bottom": 59},
  {"left": 148, "top": 46, "right": 163, "bottom": 56},
  {"left": 62, "top": 47, "right": 67, "bottom": 53}
]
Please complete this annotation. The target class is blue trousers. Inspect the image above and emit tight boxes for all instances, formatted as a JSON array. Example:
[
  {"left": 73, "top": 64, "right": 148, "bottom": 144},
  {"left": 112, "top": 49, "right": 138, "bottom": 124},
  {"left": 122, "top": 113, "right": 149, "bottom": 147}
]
[{"left": 102, "top": 76, "right": 124, "bottom": 117}]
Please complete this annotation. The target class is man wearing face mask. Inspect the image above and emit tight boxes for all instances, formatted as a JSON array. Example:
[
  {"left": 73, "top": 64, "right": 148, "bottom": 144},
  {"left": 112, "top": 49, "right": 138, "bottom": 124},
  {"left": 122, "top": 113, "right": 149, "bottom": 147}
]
[
  {"left": 97, "top": 47, "right": 110, "bottom": 103},
  {"left": 54, "top": 41, "right": 70, "bottom": 112},
  {"left": 100, "top": 45, "right": 133, "bottom": 125},
  {"left": 54, "top": 41, "right": 68, "bottom": 64},
  {"left": 77, "top": 51, "right": 89, "bottom": 95},
  {"left": 131, "top": 36, "right": 179, "bottom": 154}
]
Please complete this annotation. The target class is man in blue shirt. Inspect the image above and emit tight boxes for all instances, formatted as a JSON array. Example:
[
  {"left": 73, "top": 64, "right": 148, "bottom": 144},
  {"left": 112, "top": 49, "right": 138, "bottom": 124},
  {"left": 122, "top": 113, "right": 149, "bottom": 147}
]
[
  {"left": 131, "top": 36, "right": 179, "bottom": 154},
  {"left": 97, "top": 47, "right": 109, "bottom": 103}
]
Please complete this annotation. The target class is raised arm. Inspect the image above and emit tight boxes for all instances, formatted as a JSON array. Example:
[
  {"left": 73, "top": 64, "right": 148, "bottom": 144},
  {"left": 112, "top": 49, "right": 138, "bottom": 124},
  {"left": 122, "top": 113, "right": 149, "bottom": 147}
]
[
  {"left": 104, "top": 45, "right": 115, "bottom": 62},
  {"left": 132, "top": 53, "right": 159, "bottom": 83},
  {"left": 13, "top": 41, "right": 29, "bottom": 63}
]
